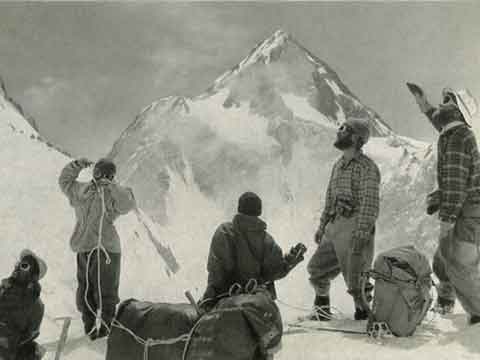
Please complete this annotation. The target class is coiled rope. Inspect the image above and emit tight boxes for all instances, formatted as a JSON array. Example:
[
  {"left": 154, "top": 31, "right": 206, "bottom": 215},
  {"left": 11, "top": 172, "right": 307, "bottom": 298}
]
[{"left": 83, "top": 183, "right": 112, "bottom": 336}]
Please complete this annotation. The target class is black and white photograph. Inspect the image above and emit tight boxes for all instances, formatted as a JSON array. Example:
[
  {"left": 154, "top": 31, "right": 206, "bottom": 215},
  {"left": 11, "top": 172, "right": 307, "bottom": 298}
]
[{"left": 0, "top": 1, "right": 479, "bottom": 359}]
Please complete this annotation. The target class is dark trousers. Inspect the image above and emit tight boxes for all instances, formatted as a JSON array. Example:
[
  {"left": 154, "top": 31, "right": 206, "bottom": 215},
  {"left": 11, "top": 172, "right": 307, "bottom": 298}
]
[{"left": 76, "top": 251, "right": 121, "bottom": 333}]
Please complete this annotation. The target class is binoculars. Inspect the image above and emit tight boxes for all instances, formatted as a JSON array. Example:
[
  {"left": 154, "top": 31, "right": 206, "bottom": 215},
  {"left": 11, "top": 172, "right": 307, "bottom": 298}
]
[{"left": 291, "top": 243, "right": 307, "bottom": 259}]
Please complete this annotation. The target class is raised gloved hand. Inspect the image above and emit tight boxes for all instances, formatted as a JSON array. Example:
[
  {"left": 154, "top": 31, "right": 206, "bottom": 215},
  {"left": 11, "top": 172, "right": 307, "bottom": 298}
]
[
  {"left": 74, "top": 158, "right": 93, "bottom": 168},
  {"left": 285, "top": 243, "right": 307, "bottom": 269},
  {"left": 406, "top": 82, "right": 432, "bottom": 114}
]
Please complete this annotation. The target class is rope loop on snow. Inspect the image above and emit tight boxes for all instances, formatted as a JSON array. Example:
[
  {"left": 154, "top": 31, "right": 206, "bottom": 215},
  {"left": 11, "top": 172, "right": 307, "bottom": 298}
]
[{"left": 110, "top": 318, "right": 193, "bottom": 360}]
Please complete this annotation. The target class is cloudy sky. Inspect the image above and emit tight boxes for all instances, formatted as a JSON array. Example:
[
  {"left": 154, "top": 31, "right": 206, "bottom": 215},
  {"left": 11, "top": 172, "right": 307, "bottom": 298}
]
[{"left": 1, "top": 2, "right": 479, "bottom": 158}]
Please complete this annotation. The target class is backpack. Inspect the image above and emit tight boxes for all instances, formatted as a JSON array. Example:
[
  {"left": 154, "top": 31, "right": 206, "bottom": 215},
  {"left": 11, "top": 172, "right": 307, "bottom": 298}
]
[
  {"left": 106, "top": 299, "right": 199, "bottom": 360},
  {"left": 363, "top": 246, "right": 433, "bottom": 337},
  {"left": 107, "top": 290, "right": 282, "bottom": 360},
  {"left": 184, "top": 288, "right": 282, "bottom": 360}
]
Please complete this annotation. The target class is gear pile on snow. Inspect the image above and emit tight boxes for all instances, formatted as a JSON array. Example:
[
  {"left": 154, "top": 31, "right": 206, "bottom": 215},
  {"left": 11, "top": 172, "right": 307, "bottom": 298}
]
[
  {"left": 106, "top": 289, "right": 282, "bottom": 360},
  {"left": 364, "top": 246, "right": 433, "bottom": 337},
  {"left": 106, "top": 299, "right": 198, "bottom": 360},
  {"left": 185, "top": 289, "right": 282, "bottom": 360}
]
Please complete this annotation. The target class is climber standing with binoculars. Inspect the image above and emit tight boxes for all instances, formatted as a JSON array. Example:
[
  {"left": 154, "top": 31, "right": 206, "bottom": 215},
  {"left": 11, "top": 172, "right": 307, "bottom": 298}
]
[{"left": 58, "top": 158, "right": 136, "bottom": 340}]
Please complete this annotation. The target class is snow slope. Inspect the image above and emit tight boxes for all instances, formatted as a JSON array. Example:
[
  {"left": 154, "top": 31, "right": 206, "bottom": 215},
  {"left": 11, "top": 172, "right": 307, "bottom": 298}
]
[
  {"left": 2, "top": 29, "right": 480, "bottom": 360},
  {"left": 109, "top": 30, "right": 439, "bottom": 255},
  {"left": 0, "top": 81, "right": 206, "bottom": 359},
  {"left": 100, "top": 29, "right": 480, "bottom": 359}
]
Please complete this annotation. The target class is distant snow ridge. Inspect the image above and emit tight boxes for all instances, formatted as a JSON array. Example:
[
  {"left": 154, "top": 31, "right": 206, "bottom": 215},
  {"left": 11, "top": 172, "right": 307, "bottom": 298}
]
[
  {"left": 2, "top": 32, "right": 476, "bottom": 360},
  {"left": 109, "top": 29, "right": 438, "bottom": 256},
  {"left": 0, "top": 77, "right": 39, "bottom": 138},
  {"left": 0, "top": 82, "right": 195, "bottom": 358}
]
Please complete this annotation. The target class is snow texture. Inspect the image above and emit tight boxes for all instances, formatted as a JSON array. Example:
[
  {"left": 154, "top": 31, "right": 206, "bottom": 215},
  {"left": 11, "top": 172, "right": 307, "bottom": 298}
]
[{"left": 2, "top": 30, "right": 480, "bottom": 360}]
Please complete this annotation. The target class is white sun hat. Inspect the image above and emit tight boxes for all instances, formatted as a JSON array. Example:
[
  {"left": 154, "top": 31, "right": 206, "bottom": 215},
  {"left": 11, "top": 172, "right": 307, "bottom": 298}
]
[
  {"left": 442, "top": 87, "right": 478, "bottom": 127},
  {"left": 19, "top": 249, "right": 48, "bottom": 280}
]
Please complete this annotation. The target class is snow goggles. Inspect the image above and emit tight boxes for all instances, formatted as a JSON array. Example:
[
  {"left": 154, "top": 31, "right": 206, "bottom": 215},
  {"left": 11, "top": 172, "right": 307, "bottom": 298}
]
[
  {"left": 93, "top": 168, "right": 115, "bottom": 181},
  {"left": 15, "top": 261, "right": 31, "bottom": 272},
  {"left": 338, "top": 124, "right": 353, "bottom": 134},
  {"left": 442, "top": 93, "right": 458, "bottom": 107}
]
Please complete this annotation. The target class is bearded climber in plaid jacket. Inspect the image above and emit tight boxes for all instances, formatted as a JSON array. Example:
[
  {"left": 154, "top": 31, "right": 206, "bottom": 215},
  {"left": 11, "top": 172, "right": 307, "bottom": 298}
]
[
  {"left": 412, "top": 84, "right": 480, "bottom": 325},
  {"left": 307, "top": 118, "right": 381, "bottom": 321}
]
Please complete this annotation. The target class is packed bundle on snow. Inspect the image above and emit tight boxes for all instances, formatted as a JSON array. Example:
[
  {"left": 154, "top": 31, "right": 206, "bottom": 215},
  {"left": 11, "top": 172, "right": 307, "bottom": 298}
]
[
  {"left": 106, "top": 299, "right": 199, "bottom": 360},
  {"left": 106, "top": 289, "right": 282, "bottom": 360},
  {"left": 185, "top": 288, "right": 282, "bottom": 360},
  {"left": 363, "top": 245, "right": 433, "bottom": 337}
]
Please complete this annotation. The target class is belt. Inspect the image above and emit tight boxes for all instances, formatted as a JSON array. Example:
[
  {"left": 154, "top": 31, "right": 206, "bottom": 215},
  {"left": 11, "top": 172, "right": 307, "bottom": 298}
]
[{"left": 461, "top": 202, "right": 480, "bottom": 218}]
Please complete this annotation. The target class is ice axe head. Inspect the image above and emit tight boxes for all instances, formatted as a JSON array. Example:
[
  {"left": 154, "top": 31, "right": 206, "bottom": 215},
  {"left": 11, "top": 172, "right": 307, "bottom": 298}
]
[{"left": 54, "top": 316, "right": 72, "bottom": 322}]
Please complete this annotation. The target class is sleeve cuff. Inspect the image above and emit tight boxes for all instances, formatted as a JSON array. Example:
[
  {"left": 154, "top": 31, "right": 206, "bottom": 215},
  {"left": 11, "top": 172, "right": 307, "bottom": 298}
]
[
  {"left": 424, "top": 107, "right": 435, "bottom": 116},
  {"left": 72, "top": 160, "right": 83, "bottom": 169},
  {"left": 439, "top": 214, "right": 457, "bottom": 223},
  {"left": 354, "top": 229, "right": 372, "bottom": 239}
]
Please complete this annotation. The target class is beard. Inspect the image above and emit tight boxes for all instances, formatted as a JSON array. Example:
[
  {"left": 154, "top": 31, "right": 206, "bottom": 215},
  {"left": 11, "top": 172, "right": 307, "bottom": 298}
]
[
  {"left": 334, "top": 134, "right": 354, "bottom": 150},
  {"left": 433, "top": 105, "right": 463, "bottom": 127},
  {"left": 10, "top": 269, "right": 32, "bottom": 286}
]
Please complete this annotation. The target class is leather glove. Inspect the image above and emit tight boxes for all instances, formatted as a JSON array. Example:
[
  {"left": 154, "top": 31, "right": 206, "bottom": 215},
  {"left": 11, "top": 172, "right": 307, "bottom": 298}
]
[
  {"left": 406, "top": 82, "right": 432, "bottom": 113},
  {"left": 285, "top": 243, "right": 307, "bottom": 269},
  {"left": 74, "top": 158, "right": 93, "bottom": 168},
  {"left": 426, "top": 190, "right": 441, "bottom": 215}
]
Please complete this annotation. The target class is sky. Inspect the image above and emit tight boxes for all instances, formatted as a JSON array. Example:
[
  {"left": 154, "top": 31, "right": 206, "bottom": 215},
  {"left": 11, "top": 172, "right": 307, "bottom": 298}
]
[{"left": 0, "top": 1, "right": 479, "bottom": 158}]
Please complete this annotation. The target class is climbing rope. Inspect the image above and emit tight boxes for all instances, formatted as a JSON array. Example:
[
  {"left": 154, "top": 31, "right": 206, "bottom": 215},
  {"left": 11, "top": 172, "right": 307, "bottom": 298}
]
[
  {"left": 275, "top": 298, "right": 346, "bottom": 321},
  {"left": 110, "top": 319, "right": 191, "bottom": 360},
  {"left": 83, "top": 183, "right": 112, "bottom": 336}
]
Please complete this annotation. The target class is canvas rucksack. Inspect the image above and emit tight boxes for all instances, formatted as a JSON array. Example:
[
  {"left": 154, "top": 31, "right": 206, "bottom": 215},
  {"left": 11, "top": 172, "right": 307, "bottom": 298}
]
[
  {"left": 362, "top": 246, "right": 433, "bottom": 337},
  {"left": 184, "top": 288, "right": 283, "bottom": 360}
]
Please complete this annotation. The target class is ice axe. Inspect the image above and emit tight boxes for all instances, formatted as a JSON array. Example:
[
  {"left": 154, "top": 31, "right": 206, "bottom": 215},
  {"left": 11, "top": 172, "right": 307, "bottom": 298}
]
[
  {"left": 54, "top": 316, "right": 72, "bottom": 360},
  {"left": 185, "top": 290, "right": 203, "bottom": 317},
  {"left": 133, "top": 206, "right": 180, "bottom": 275}
]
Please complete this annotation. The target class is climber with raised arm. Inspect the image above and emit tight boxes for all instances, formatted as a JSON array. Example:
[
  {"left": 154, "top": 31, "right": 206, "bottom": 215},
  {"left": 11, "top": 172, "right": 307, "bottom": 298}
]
[
  {"left": 59, "top": 158, "right": 135, "bottom": 340},
  {"left": 410, "top": 84, "right": 480, "bottom": 325}
]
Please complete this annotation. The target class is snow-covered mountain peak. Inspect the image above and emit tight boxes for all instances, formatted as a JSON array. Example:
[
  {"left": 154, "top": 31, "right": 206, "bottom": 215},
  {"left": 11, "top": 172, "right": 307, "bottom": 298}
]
[
  {"left": 0, "top": 77, "right": 7, "bottom": 98},
  {"left": 200, "top": 30, "right": 393, "bottom": 136},
  {"left": 237, "top": 29, "right": 291, "bottom": 67}
]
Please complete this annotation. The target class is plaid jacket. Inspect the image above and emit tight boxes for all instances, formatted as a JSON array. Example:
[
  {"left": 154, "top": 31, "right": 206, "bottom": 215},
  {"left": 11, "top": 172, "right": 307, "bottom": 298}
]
[
  {"left": 437, "top": 124, "right": 480, "bottom": 222},
  {"left": 318, "top": 152, "right": 381, "bottom": 239}
]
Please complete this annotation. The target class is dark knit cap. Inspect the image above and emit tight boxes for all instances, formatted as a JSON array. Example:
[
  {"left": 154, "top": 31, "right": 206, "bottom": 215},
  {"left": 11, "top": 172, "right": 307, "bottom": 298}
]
[
  {"left": 94, "top": 158, "right": 116, "bottom": 180},
  {"left": 238, "top": 192, "right": 262, "bottom": 217}
]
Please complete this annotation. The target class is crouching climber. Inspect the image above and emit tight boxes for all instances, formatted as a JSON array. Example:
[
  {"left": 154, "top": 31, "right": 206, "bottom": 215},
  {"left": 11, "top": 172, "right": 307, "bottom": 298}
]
[
  {"left": 59, "top": 158, "right": 136, "bottom": 340},
  {"left": 199, "top": 191, "right": 306, "bottom": 311},
  {"left": 0, "top": 249, "right": 47, "bottom": 360},
  {"left": 107, "top": 192, "right": 305, "bottom": 360}
]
